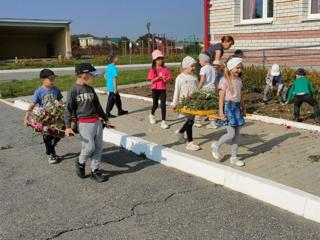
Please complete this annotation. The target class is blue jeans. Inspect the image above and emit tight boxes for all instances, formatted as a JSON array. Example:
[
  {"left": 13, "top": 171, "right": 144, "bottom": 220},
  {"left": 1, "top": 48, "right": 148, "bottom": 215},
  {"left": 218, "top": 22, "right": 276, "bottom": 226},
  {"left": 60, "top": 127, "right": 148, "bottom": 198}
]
[{"left": 224, "top": 101, "right": 245, "bottom": 127}]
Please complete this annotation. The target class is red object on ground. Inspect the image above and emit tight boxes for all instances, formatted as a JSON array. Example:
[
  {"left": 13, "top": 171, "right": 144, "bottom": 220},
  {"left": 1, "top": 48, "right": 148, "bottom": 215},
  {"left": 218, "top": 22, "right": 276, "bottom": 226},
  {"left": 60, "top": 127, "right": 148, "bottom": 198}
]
[{"left": 286, "top": 125, "right": 292, "bottom": 129}]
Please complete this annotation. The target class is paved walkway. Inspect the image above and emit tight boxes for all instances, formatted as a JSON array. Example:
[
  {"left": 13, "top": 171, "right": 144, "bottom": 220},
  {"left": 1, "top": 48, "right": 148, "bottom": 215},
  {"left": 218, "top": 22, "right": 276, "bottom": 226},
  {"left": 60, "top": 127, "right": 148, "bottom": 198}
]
[
  {"left": 8, "top": 92, "right": 320, "bottom": 197},
  {"left": 96, "top": 95, "right": 320, "bottom": 197},
  {"left": 1, "top": 103, "right": 320, "bottom": 240}
]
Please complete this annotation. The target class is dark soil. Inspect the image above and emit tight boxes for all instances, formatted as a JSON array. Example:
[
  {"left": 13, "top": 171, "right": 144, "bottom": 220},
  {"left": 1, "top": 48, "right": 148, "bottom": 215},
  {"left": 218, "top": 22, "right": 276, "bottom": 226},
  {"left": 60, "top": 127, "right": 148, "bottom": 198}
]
[{"left": 121, "top": 82, "right": 320, "bottom": 126}]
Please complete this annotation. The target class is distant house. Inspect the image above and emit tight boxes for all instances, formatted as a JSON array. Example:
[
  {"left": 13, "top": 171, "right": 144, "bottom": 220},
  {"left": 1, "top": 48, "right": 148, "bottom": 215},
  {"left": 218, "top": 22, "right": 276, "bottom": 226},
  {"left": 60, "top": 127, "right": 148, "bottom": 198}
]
[
  {"left": 0, "top": 18, "right": 72, "bottom": 60},
  {"left": 207, "top": 0, "right": 320, "bottom": 66},
  {"left": 79, "top": 35, "right": 104, "bottom": 48}
]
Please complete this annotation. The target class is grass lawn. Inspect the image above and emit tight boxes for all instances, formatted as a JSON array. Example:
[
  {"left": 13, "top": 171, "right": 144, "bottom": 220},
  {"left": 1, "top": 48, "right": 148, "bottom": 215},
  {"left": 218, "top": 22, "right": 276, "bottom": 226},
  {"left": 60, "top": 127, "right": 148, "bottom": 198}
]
[
  {"left": 0, "top": 55, "right": 193, "bottom": 70},
  {"left": 0, "top": 68, "right": 181, "bottom": 98}
]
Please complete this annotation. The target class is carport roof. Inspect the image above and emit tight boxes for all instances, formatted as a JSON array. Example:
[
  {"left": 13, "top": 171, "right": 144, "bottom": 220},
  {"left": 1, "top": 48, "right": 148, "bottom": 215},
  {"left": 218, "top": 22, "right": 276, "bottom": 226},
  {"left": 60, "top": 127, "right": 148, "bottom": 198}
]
[{"left": 0, "top": 18, "right": 71, "bottom": 27}]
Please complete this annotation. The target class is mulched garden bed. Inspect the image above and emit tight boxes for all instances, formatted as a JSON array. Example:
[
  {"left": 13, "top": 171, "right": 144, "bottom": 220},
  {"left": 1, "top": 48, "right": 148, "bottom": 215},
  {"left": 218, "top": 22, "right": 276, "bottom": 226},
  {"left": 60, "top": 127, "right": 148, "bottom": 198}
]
[{"left": 121, "top": 82, "right": 320, "bottom": 126}]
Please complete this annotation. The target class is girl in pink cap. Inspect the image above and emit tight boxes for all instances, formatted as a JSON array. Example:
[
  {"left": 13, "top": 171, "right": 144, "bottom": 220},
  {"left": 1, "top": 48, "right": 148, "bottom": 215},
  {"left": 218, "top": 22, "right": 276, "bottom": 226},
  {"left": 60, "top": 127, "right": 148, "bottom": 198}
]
[{"left": 147, "top": 49, "right": 173, "bottom": 129}]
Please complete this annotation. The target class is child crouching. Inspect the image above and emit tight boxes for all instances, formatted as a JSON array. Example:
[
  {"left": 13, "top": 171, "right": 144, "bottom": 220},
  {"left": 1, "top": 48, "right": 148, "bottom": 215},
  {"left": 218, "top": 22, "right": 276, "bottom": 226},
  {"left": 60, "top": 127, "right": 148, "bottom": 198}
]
[{"left": 171, "top": 56, "right": 201, "bottom": 151}]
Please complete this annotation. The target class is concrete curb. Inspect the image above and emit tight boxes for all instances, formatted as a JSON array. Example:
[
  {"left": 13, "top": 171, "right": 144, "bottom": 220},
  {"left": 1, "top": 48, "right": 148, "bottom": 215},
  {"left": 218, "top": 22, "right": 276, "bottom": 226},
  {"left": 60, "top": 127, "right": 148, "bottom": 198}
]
[
  {"left": 2, "top": 98, "right": 320, "bottom": 224},
  {"left": 95, "top": 89, "right": 320, "bottom": 133}
]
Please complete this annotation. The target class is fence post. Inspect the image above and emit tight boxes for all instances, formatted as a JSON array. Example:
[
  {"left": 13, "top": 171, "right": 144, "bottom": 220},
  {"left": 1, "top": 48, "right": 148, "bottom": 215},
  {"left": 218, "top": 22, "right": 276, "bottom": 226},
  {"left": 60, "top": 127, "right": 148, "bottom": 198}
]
[{"left": 262, "top": 50, "right": 266, "bottom": 69}]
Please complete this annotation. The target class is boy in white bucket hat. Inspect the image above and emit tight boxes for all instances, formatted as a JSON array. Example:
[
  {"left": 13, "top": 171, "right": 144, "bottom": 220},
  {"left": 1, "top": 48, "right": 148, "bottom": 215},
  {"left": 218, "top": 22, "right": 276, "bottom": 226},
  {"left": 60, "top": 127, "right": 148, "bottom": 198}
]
[{"left": 262, "top": 64, "right": 287, "bottom": 104}]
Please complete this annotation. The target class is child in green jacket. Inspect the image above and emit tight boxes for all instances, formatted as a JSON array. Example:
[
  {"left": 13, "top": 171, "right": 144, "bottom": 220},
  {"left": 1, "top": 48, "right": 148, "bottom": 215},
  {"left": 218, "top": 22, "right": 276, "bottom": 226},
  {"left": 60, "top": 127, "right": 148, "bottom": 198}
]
[{"left": 285, "top": 68, "right": 320, "bottom": 122}]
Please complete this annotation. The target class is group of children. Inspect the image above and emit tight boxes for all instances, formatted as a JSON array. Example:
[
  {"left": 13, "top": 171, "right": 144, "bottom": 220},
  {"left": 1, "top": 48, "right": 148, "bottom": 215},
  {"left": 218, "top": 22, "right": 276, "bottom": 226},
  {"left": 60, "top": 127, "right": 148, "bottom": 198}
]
[
  {"left": 23, "top": 40, "right": 320, "bottom": 181},
  {"left": 262, "top": 64, "right": 320, "bottom": 122},
  {"left": 147, "top": 48, "right": 246, "bottom": 165}
]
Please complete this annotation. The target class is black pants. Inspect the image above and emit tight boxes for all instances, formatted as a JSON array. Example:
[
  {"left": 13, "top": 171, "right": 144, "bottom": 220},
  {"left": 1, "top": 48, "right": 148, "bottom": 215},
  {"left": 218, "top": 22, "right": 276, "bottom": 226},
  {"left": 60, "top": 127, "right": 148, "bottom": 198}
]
[
  {"left": 293, "top": 94, "right": 320, "bottom": 119},
  {"left": 179, "top": 118, "right": 194, "bottom": 142},
  {"left": 151, "top": 89, "right": 166, "bottom": 121},
  {"left": 43, "top": 135, "right": 60, "bottom": 155},
  {"left": 106, "top": 92, "right": 123, "bottom": 114}
]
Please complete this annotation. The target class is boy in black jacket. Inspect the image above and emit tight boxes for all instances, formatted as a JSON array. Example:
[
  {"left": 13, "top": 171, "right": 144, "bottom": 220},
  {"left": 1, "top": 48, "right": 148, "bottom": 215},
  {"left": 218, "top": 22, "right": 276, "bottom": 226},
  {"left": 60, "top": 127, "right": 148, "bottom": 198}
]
[{"left": 65, "top": 63, "right": 112, "bottom": 182}]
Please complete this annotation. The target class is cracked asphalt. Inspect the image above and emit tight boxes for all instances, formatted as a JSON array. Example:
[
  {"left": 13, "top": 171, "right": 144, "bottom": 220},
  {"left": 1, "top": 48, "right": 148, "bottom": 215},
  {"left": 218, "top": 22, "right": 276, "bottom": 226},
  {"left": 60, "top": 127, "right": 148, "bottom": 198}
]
[{"left": 1, "top": 102, "right": 320, "bottom": 240}]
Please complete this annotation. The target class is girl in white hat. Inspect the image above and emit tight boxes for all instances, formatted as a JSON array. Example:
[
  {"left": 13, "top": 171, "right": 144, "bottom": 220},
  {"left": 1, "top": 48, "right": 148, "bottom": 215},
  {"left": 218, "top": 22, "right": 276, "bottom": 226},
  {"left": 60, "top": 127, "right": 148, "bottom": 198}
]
[
  {"left": 171, "top": 56, "right": 201, "bottom": 151},
  {"left": 211, "top": 57, "right": 246, "bottom": 167}
]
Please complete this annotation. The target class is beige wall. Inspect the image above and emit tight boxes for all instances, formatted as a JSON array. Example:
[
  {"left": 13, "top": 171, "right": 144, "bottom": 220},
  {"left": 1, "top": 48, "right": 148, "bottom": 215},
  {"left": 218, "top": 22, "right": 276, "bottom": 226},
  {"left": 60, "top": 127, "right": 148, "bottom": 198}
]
[
  {"left": 0, "top": 25, "right": 71, "bottom": 59},
  {"left": 209, "top": 0, "right": 320, "bottom": 49}
]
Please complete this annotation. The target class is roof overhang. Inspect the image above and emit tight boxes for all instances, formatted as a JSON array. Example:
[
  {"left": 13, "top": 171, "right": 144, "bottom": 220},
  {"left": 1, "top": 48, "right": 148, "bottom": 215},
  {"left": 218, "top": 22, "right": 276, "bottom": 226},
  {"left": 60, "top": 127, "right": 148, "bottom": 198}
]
[{"left": 0, "top": 18, "right": 71, "bottom": 28}]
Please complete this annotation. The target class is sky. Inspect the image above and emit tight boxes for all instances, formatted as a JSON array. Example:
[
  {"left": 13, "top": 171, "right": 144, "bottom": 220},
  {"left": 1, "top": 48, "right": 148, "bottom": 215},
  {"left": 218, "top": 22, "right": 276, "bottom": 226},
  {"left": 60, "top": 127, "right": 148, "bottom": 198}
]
[{"left": 2, "top": 0, "right": 204, "bottom": 41}]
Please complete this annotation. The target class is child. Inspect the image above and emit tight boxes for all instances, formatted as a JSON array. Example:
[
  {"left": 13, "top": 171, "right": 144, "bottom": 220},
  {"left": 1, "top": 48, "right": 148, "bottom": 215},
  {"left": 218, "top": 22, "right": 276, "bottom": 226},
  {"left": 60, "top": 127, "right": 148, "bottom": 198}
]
[
  {"left": 105, "top": 52, "right": 128, "bottom": 118},
  {"left": 285, "top": 68, "right": 320, "bottom": 122},
  {"left": 23, "top": 69, "right": 63, "bottom": 164},
  {"left": 262, "top": 64, "right": 287, "bottom": 104},
  {"left": 171, "top": 56, "right": 201, "bottom": 151},
  {"left": 211, "top": 57, "right": 245, "bottom": 167},
  {"left": 147, "top": 49, "right": 173, "bottom": 129},
  {"left": 213, "top": 60, "right": 224, "bottom": 86},
  {"left": 65, "top": 63, "right": 111, "bottom": 183},
  {"left": 234, "top": 49, "right": 244, "bottom": 59},
  {"left": 197, "top": 53, "right": 217, "bottom": 129}
]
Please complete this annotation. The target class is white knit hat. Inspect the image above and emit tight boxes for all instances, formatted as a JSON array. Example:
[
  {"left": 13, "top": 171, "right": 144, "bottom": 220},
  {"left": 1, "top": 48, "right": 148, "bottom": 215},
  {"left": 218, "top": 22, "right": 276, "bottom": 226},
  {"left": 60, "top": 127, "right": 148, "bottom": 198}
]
[
  {"left": 270, "top": 64, "right": 280, "bottom": 76},
  {"left": 182, "top": 56, "right": 197, "bottom": 69},
  {"left": 226, "top": 57, "right": 243, "bottom": 71},
  {"left": 199, "top": 53, "right": 210, "bottom": 62}
]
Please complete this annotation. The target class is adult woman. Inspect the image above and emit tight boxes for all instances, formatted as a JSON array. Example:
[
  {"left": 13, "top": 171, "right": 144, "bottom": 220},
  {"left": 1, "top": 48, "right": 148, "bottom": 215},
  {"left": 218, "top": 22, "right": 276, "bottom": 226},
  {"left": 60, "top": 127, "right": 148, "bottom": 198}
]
[{"left": 207, "top": 35, "right": 235, "bottom": 63}]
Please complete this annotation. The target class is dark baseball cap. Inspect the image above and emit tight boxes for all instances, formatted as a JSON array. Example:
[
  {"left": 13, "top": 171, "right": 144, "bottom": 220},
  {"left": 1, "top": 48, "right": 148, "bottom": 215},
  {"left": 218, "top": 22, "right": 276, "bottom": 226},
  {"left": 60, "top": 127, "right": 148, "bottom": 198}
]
[
  {"left": 296, "top": 68, "right": 306, "bottom": 76},
  {"left": 75, "top": 63, "right": 101, "bottom": 77},
  {"left": 40, "top": 69, "right": 56, "bottom": 79}
]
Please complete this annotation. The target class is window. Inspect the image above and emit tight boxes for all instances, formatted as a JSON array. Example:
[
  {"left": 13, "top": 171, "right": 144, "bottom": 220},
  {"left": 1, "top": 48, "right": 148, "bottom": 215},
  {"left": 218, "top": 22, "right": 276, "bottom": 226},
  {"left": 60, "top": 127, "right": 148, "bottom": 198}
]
[
  {"left": 310, "top": 0, "right": 320, "bottom": 17},
  {"left": 241, "top": 0, "right": 273, "bottom": 23}
]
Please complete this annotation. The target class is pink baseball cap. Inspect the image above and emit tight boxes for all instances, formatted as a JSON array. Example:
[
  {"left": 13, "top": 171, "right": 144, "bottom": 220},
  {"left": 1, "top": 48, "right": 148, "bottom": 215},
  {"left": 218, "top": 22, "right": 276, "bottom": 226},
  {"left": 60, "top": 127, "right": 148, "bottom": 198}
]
[{"left": 152, "top": 49, "right": 164, "bottom": 60}]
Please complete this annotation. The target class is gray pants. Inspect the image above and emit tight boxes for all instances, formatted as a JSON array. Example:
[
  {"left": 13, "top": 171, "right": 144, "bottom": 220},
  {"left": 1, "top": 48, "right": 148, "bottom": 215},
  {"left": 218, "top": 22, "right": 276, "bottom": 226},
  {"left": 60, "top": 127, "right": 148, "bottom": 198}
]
[
  {"left": 78, "top": 121, "right": 103, "bottom": 172},
  {"left": 216, "top": 126, "right": 240, "bottom": 158},
  {"left": 263, "top": 84, "right": 287, "bottom": 102}
]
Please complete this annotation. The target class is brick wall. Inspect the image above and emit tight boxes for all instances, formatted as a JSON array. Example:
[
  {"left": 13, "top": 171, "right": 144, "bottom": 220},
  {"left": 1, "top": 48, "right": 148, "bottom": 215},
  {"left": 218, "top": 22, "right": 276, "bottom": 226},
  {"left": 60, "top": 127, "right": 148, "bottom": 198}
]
[{"left": 209, "top": 0, "right": 320, "bottom": 49}]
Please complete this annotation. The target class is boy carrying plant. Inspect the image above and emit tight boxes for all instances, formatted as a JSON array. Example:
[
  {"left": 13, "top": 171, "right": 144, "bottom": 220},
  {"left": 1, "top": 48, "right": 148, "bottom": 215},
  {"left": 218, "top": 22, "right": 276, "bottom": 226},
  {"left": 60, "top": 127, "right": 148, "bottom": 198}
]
[
  {"left": 64, "top": 63, "right": 112, "bottom": 182},
  {"left": 23, "top": 69, "right": 63, "bottom": 164},
  {"left": 285, "top": 68, "right": 320, "bottom": 122}
]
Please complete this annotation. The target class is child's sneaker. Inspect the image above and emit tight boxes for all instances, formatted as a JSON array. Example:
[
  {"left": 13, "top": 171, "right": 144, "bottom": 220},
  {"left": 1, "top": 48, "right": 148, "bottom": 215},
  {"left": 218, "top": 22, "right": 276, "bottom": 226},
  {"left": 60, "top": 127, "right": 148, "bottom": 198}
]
[
  {"left": 161, "top": 121, "right": 169, "bottom": 129},
  {"left": 230, "top": 157, "right": 245, "bottom": 167},
  {"left": 211, "top": 142, "right": 220, "bottom": 160},
  {"left": 206, "top": 122, "right": 218, "bottom": 129},
  {"left": 149, "top": 114, "right": 156, "bottom": 124},
  {"left": 91, "top": 169, "right": 108, "bottom": 183},
  {"left": 47, "top": 154, "right": 58, "bottom": 164},
  {"left": 186, "top": 142, "right": 201, "bottom": 151},
  {"left": 75, "top": 160, "right": 86, "bottom": 178},
  {"left": 194, "top": 122, "right": 203, "bottom": 128},
  {"left": 175, "top": 130, "right": 185, "bottom": 143}
]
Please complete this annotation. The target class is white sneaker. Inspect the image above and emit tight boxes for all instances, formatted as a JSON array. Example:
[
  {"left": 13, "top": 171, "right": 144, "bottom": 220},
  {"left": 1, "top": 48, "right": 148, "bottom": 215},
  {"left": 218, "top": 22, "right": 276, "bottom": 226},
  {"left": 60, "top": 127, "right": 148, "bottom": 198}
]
[
  {"left": 186, "top": 142, "right": 201, "bottom": 151},
  {"left": 206, "top": 123, "right": 218, "bottom": 129},
  {"left": 47, "top": 154, "right": 58, "bottom": 164},
  {"left": 161, "top": 121, "right": 169, "bottom": 129},
  {"left": 230, "top": 157, "right": 245, "bottom": 167},
  {"left": 194, "top": 123, "right": 203, "bottom": 128},
  {"left": 149, "top": 114, "right": 156, "bottom": 124},
  {"left": 175, "top": 130, "right": 185, "bottom": 143},
  {"left": 211, "top": 142, "right": 220, "bottom": 160}
]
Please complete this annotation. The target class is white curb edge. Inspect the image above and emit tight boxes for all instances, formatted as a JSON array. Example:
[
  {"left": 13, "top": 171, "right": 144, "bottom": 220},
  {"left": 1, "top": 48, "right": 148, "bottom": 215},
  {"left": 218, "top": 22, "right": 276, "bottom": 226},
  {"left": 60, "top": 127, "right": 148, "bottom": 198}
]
[
  {"left": 2, "top": 98, "right": 320, "bottom": 223},
  {"left": 95, "top": 89, "right": 320, "bottom": 133}
]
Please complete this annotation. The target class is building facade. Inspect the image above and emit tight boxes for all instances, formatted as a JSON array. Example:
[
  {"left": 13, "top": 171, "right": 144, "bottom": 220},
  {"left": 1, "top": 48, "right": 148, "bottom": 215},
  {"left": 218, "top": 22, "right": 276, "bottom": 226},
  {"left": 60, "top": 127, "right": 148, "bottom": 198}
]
[
  {"left": 0, "top": 18, "right": 72, "bottom": 60},
  {"left": 208, "top": 0, "right": 320, "bottom": 67},
  {"left": 79, "top": 36, "right": 104, "bottom": 48}
]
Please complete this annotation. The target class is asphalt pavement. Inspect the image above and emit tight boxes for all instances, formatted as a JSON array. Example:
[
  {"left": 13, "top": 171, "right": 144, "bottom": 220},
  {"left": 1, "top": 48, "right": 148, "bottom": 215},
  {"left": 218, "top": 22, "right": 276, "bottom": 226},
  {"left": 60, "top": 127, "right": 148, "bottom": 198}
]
[{"left": 1, "top": 102, "right": 320, "bottom": 240}]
